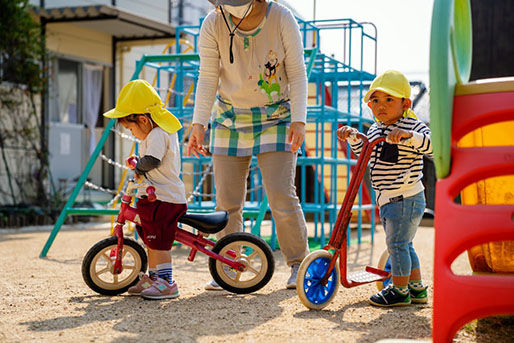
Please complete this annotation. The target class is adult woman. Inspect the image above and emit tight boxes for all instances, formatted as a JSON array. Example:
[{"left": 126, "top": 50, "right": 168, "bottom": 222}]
[{"left": 187, "top": 0, "right": 309, "bottom": 290}]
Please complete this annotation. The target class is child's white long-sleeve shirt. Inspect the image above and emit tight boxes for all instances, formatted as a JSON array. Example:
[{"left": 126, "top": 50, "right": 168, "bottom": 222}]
[{"left": 192, "top": 2, "right": 307, "bottom": 127}]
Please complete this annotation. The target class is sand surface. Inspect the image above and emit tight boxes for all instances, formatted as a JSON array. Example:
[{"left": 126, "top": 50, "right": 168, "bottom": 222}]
[{"left": 0, "top": 222, "right": 512, "bottom": 343}]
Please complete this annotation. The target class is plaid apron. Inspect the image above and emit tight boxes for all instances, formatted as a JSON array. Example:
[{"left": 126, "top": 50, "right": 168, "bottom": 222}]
[{"left": 210, "top": 96, "right": 292, "bottom": 156}]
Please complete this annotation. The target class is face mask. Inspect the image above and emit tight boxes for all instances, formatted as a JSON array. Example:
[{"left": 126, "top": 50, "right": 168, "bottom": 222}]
[
  {"left": 224, "top": 3, "right": 253, "bottom": 19},
  {"left": 219, "top": 2, "right": 253, "bottom": 64}
]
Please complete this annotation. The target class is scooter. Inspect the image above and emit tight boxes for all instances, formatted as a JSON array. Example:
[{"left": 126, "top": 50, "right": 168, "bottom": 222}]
[{"left": 296, "top": 133, "right": 392, "bottom": 309}]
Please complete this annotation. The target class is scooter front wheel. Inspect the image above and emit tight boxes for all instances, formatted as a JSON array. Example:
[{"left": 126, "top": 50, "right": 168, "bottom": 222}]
[
  {"left": 82, "top": 237, "right": 147, "bottom": 295},
  {"left": 297, "top": 250, "right": 340, "bottom": 310},
  {"left": 376, "top": 249, "right": 392, "bottom": 291}
]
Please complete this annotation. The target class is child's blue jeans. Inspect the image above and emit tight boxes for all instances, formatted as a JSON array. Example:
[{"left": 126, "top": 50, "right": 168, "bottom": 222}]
[{"left": 379, "top": 191, "right": 426, "bottom": 277}]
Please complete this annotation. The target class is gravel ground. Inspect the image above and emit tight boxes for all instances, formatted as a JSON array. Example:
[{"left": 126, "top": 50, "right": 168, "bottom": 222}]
[{"left": 0, "top": 221, "right": 512, "bottom": 343}]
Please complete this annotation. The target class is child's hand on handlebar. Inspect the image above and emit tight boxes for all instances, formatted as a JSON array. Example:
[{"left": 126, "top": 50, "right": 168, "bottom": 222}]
[
  {"left": 337, "top": 126, "right": 360, "bottom": 141},
  {"left": 126, "top": 156, "right": 143, "bottom": 180},
  {"left": 386, "top": 128, "right": 413, "bottom": 144},
  {"left": 126, "top": 156, "right": 138, "bottom": 170}
]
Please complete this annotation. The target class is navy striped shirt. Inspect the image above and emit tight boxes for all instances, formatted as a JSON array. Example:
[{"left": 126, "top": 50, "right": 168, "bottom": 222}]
[{"left": 347, "top": 116, "right": 433, "bottom": 207}]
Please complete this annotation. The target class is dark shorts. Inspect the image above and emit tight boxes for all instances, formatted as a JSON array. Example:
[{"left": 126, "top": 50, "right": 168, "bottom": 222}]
[{"left": 135, "top": 198, "right": 187, "bottom": 250}]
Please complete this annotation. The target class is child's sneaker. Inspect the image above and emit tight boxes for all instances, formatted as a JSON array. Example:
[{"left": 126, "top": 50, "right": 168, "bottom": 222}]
[
  {"left": 369, "top": 285, "right": 411, "bottom": 307},
  {"left": 127, "top": 273, "right": 154, "bottom": 295},
  {"left": 204, "top": 279, "right": 223, "bottom": 291},
  {"left": 141, "top": 278, "right": 179, "bottom": 300},
  {"left": 409, "top": 284, "right": 428, "bottom": 304},
  {"left": 205, "top": 266, "right": 236, "bottom": 291}
]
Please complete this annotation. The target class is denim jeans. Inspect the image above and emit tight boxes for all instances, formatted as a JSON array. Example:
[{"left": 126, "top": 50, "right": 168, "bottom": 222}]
[{"left": 380, "top": 191, "right": 426, "bottom": 277}]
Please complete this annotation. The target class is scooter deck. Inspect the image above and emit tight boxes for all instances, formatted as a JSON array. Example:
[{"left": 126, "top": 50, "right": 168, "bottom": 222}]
[{"left": 348, "top": 266, "right": 389, "bottom": 283}]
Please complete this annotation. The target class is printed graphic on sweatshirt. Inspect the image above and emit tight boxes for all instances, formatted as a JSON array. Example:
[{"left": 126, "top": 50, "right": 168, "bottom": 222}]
[{"left": 258, "top": 50, "right": 282, "bottom": 103}]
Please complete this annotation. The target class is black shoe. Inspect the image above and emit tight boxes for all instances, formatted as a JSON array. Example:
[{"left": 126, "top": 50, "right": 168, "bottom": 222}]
[{"left": 369, "top": 286, "right": 411, "bottom": 307}]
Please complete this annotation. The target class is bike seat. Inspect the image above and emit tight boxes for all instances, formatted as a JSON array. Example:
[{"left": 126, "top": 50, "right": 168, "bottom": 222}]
[{"left": 178, "top": 211, "right": 229, "bottom": 234}]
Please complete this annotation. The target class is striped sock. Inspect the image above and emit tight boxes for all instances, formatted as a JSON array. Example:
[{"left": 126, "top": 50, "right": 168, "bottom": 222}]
[
  {"left": 156, "top": 262, "right": 173, "bottom": 284},
  {"left": 409, "top": 280, "right": 424, "bottom": 290},
  {"left": 148, "top": 268, "right": 158, "bottom": 281},
  {"left": 393, "top": 285, "right": 409, "bottom": 295}
]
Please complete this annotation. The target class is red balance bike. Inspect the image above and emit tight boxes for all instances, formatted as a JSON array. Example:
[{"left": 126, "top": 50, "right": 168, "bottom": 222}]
[
  {"left": 82, "top": 178, "right": 274, "bottom": 296},
  {"left": 296, "top": 133, "right": 395, "bottom": 309}
]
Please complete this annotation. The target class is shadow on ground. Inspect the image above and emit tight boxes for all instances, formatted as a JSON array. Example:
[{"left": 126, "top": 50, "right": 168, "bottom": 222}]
[
  {"left": 294, "top": 300, "right": 431, "bottom": 342},
  {"left": 21, "top": 288, "right": 296, "bottom": 342}
]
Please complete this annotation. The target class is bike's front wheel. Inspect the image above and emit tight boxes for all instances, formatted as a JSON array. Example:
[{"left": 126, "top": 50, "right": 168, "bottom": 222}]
[
  {"left": 82, "top": 237, "right": 147, "bottom": 295},
  {"left": 209, "top": 232, "right": 274, "bottom": 294},
  {"left": 297, "top": 250, "right": 340, "bottom": 310}
]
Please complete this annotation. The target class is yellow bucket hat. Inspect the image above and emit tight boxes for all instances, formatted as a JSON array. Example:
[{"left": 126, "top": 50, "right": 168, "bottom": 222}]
[
  {"left": 103, "top": 79, "right": 182, "bottom": 134},
  {"left": 364, "top": 70, "right": 411, "bottom": 103}
]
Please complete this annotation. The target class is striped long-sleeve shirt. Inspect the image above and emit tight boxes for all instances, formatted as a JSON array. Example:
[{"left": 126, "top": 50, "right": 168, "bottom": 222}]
[{"left": 347, "top": 116, "right": 433, "bottom": 207}]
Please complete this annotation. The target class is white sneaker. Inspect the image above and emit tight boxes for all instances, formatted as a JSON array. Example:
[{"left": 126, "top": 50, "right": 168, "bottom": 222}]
[
  {"left": 204, "top": 279, "right": 223, "bottom": 291},
  {"left": 205, "top": 265, "right": 237, "bottom": 291},
  {"left": 286, "top": 263, "right": 301, "bottom": 289}
]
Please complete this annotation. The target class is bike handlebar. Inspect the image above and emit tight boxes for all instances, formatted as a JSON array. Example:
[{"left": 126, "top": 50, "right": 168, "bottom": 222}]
[
  {"left": 125, "top": 156, "right": 158, "bottom": 202},
  {"left": 127, "top": 156, "right": 138, "bottom": 169},
  {"left": 146, "top": 186, "right": 157, "bottom": 202}
]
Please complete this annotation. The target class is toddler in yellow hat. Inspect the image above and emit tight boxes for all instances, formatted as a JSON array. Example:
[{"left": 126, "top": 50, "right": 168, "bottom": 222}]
[
  {"left": 104, "top": 79, "right": 187, "bottom": 299},
  {"left": 337, "top": 70, "right": 433, "bottom": 307}
]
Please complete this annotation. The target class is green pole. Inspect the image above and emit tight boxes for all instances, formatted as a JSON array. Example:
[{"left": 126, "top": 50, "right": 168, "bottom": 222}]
[
  {"left": 429, "top": 0, "right": 472, "bottom": 178},
  {"left": 39, "top": 118, "right": 116, "bottom": 257}
]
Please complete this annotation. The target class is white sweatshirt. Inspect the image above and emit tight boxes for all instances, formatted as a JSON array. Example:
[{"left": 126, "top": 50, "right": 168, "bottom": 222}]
[{"left": 192, "top": 1, "right": 307, "bottom": 127}]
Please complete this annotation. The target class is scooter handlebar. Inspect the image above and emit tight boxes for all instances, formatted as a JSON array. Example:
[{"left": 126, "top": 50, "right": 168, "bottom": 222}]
[
  {"left": 348, "top": 132, "right": 410, "bottom": 145},
  {"left": 385, "top": 136, "right": 412, "bottom": 145}
]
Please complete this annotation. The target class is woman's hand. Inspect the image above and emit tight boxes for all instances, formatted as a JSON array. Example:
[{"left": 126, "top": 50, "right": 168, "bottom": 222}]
[
  {"left": 288, "top": 121, "right": 305, "bottom": 153},
  {"left": 186, "top": 124, "right": 208, "bottom": 157},
  {"left": 387, "top": 128, "right": 413, "bottom": 144}
]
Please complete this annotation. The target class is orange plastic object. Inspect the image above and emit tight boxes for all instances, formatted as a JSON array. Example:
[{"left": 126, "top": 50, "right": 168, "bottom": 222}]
[
  {"left": 458, "top": 120, "right": 514, "bottom": 273},
  {"left": 433, "top": 87, "right": 514, "bottom": 342}
]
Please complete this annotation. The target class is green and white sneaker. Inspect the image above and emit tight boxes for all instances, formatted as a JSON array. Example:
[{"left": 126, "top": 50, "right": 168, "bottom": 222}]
[
  {"left": 369, "top": 285, "right": 411, "bottom": 307},
  {"left": 409, "top": 285, "right": 428, "bottom": 304}
]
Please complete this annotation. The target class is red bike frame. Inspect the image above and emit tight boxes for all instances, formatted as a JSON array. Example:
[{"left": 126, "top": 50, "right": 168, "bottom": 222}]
[{"left": 110, "top": 180, "right": 243, "bottom": 274}]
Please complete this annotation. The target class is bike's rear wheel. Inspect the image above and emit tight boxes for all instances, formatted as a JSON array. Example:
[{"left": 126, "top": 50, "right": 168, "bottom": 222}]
[
  {"left": 209, "top": 232, "right": 274, "bottom": 294},
  {"left": 82, "top": 237, "right": 147, "bottom": 296},
  {"left": 297, "top": 250, "right": 340, "bottom": 310},
  {"left": 376, "top": 249, "right": 392, "bottom": 291}
]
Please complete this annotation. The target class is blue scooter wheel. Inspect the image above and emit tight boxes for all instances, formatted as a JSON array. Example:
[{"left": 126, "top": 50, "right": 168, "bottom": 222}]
[
  {"left": 297, "top": 250, "right": 340, "bottom": 310},
  {"left": 376, "top": 249, "right": 392, "bottom": 291}
]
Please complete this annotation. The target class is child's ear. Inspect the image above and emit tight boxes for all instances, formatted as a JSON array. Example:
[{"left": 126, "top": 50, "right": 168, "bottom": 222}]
[
  {"left": 138, "top": 115, "right": 149, "bottom": 125},
  {"left": 402, "top": 98, "right": 412, "bottom": 110}
]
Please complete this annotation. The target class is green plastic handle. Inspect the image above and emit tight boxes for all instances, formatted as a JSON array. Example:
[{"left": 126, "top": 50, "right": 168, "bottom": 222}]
[{"left": 429, "top": 0, "right": 472, "bottom": 179}]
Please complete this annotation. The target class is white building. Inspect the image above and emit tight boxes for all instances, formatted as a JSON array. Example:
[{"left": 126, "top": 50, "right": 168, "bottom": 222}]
[{"left": 25, "top": 0, "right": 213, "bottom": 200}]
